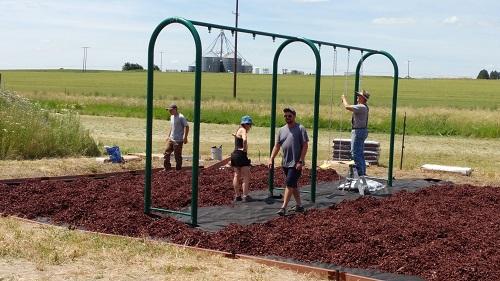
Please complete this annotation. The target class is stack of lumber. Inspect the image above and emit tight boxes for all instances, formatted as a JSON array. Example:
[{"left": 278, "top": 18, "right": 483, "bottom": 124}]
[{"left": 332, "top": 138, "right": 380, "bottom": 165}]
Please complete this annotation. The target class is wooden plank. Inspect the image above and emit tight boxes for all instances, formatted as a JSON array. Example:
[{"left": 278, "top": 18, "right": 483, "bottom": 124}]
[{"left": 421, "top": 164, "right": 472, "bottom": 176}]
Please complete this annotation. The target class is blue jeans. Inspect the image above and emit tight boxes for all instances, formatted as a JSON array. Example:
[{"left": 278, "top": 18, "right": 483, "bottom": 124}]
[{"left": 351, "top": 129, "right": 368, "bottom": 176}]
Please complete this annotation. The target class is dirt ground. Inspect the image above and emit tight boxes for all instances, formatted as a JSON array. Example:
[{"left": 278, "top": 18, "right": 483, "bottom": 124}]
[{"left": 1, "top": 166, "right": 498, "bottom": 281}]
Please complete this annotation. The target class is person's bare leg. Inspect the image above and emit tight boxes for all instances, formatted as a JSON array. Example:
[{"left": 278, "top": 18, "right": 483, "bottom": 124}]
[
  {"left": 281, "top": 187, "right": 293, "bottom": 209},
  {"left": 241, "top": 166, "right": 250, "bottom": 197},
  {"left": 292, "top": 187, "right": 302, "bottom": 207},
  {"left": 233, "top": 168, "right": 242, "bottom": 197}
]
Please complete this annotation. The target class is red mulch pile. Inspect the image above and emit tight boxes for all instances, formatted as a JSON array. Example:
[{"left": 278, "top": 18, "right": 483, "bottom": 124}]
[{"left": 0, "top": 166, "right": 498, "bottom": 281}]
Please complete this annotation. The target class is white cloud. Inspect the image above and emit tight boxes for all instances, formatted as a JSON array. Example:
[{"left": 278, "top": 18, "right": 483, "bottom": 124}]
[
  {"left": 443, "top": 16, "right": 458, "bottom": 24},
  {"left": 372, "top": 17, "right": 416, "bottom": 25}
]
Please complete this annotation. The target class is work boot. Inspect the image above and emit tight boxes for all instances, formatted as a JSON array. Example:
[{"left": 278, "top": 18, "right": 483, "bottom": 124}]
[
  {"left": 356, "top": 178, "right": 364, "bottom": 195},
  {"left": 359, "top": 176, "right": 370, "bottom": 195},
  {"left": 163, "top": 158, "right": 172, "bottom": 171}
]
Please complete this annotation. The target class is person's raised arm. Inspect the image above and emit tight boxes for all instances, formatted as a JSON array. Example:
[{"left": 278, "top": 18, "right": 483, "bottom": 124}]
[{"left": 341, "top": 94, "right": 354, "bottom": 112}]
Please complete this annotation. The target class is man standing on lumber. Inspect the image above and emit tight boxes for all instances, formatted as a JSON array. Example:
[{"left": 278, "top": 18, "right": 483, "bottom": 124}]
[
  {"left": 164, "top": 103, "right": 189, "bottom": 170},
  {"left": 341, "top": 90, "right": 370, "bottom": 178}
]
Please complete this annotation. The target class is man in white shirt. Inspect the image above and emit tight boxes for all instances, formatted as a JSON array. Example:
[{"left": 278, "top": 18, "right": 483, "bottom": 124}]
[{"left": 164, "top": 104, "right": 189, "bottom": 170}]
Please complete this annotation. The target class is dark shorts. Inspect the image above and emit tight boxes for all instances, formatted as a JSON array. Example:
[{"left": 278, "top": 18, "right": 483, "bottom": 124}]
[
  {"left": 230, "top": 150, "right": 251, "bottom": 167},
  {"left": 283, "top": 167, "right": 302, "bottom": 188}
]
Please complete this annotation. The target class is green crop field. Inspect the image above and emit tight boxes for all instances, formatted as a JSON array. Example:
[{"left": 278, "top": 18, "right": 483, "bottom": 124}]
[{"left": 1, "top": 70, "right": 499, "bottom": 138}]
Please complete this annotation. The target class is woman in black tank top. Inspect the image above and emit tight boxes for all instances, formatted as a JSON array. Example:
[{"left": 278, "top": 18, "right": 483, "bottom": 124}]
[{"left": 231, "top": 115, "right": 253, "bottom": 202}]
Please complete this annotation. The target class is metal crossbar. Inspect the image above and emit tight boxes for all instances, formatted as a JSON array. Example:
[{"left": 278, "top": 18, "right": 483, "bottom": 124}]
[{"left": 144, "top": 17, "right": 399, "bottom": 226}]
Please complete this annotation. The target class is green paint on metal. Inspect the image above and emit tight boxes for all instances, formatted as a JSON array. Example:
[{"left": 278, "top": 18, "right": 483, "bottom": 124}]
[
  {"left": 145, "top": 17, "right": 202, "bottom": 226},
  {"left": 189, "top": 20, "right": 377, "bottom": 53},
  {"left": 354, "top": 51, "right": 399, "bottom": 187},
  {"left": 269, "top": 38, "right": 321, "bottom": 203},
  {"left": 144, "top": 17, "right": 399, "bottom": 225},
  {"left": 150, "top": 207, "right": 192, "bottom": 217}
]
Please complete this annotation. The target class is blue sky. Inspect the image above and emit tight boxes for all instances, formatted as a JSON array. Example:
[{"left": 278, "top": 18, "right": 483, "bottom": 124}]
[{"left": 0, "top": 0, "right": 499, "bottom": 77}]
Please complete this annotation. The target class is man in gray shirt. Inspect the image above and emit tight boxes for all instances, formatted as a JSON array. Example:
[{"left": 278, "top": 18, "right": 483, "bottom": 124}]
[
  {"left": 268, "top": 107, "right": 309, "bottom": 216},
  {"left": 342, "top": 90, "right": 370, "bottom": 177},
  {"left": 164, "top": 103, "right": 189, "bottom": 170}
]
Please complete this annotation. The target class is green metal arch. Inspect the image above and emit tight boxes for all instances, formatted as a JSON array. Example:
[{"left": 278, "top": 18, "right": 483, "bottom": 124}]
[
  {"left": 353, "top": 51, "right": 399, "bottom": 187},
  {"left": 268, "top": 38, "right": 321, "bottom": 202},
  {"left": 144, "top": 17, "right": 202, "bottom": 226}
]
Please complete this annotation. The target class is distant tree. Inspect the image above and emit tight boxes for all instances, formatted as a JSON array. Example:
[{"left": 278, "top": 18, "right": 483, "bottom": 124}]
[
  {"left": 153, "top": 64, "right": 161, "bottom": 71},
  {"left": 477, "top": 69, "right": 490, "bottom": 79},
  {"left": 490, "top": 70, "right": 499, "bottom": 80},
  {"left": 122, "top": 62, "right": 144, "bottom": 71}
]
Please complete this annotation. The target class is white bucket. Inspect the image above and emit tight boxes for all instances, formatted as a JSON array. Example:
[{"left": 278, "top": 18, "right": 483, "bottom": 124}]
[{"left": 210, "top": 145, "right": 222, "bottom": 160}]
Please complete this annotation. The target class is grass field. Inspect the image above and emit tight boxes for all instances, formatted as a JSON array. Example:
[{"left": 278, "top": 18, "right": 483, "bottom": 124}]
[
  {"left": 2, "top": 70, "right": 500, "bottom": 108},
  {"left": 0, "top": 217, "right": 322, "bottom": 281},
  {"left": 2, "top": 70, "right": 499, "bottom": 138},
  {"left": 0, "top": 90, "right": 99, "bottom": 160},
  {"left": 1, "top": 115, "right": 497, "bottom": 185}
]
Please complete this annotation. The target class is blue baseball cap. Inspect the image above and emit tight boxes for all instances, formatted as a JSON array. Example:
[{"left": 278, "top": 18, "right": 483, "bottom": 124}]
[{"left": 240, "top": 115, "right": 253, "bottom": 125}]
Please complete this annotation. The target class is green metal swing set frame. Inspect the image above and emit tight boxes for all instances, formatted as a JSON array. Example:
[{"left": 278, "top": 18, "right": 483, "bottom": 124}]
[{"left": 144, "top": 17, "right": 399, "bottom": 226}]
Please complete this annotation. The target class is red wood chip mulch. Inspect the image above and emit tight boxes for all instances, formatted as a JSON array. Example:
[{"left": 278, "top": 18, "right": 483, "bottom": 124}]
[{"left": 0, "top": 166, "right": 498, "bottom": 281}]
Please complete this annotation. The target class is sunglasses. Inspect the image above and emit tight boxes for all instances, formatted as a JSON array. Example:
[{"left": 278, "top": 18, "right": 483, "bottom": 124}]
[{"left": 283, "top": 114, "right": 293, "bottom": 118}]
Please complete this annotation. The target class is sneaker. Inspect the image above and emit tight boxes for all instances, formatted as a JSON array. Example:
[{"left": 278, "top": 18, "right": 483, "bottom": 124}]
[
  {"left": 291, "top": 205, "right": 305, "bottom": 213},
  {"left": 242, "top": 195, "right": 253, "bottom": 202},
  {"left": 277, "top": 207, "right": 286, "bottom": 216},
  {"left": 234, "top": 196, "right": 242, "bottom": 202}
]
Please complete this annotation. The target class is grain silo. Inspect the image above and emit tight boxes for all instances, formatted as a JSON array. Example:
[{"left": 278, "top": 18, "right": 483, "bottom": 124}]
[{"left": 189, "top": 30, "right": 252, "bottom": 73}]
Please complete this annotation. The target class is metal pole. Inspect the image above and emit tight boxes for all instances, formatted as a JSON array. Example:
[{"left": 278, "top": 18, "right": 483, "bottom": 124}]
[
  {"left": 269, "top": 38, "right": 321, "bottom": 202},
  {"left": 232, "top": 0, "right": 239, "bottom": 98},
  {"left": 82, "top": 48, "right": 84, "bottom": 72},
  {"left": 400, "top": 112, "right": 407, "bottom": 170},
  {"left": 220, "top": 30, "right": 223, "bottom": 71},
  {"left": 84, "top": 48, "right": 87, "bottom": 72},
  {"left": 160, "top": 51, "right": 164, "bottom": 71},
  {"left": 85, "top": 47, "right": 89, "bottom": 72},
  {"left": 355, "top": 51, "right": 398, "bottom": 187},
  {"left": 407, "top": 60, "right": 410, "bottom": 79},
  {"left": 145, "top": 17, "right": 202, "bottom": 226},
  {"left": 81, "top": 47, "right": 89, "bottom": 72},
  {"left": 82, "top": 47, "right": 85, "bottom": 72}
]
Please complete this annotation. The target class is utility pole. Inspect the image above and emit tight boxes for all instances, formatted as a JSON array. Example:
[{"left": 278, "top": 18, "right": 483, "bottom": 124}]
[
  {"left": 160, "top": 51, "right": 164, "bottom": 72},
  {"left": 82, "top": 47, "right": 90, "bottom": 72},
  {"left": 232, "top": 0, "right": 239, "bottom": 98},
  {"left": 406, "top": 59, "right": 411, "bottom": 79}
]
